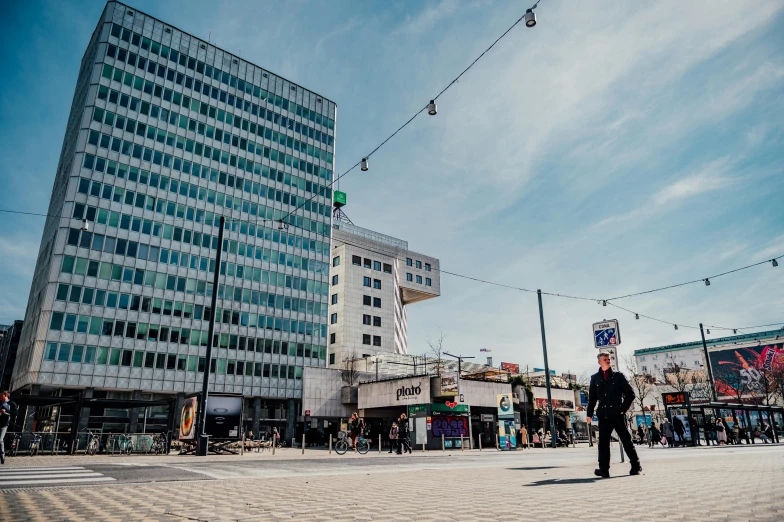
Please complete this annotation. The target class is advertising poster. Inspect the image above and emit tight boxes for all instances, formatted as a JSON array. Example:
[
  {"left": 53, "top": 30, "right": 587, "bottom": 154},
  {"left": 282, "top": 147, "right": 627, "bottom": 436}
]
[
  {"left": 500, "top": 362, "right": 520, "bottom": 374},
  {"left": 179, "top": 396, "right": 198, "bottom": 441},
  {"left": 498, "top": 419, "right": 517, "bottom": 450},
  {"left": 635, "top": 414, "right": 652, "bottom": 428},
  {"left": 497, "top": 393, "right": 514, "bottom": 418},
  {"left": 440, "top": 372, "right": 458, "bottom": 397},
  {"left": 205, "top": 395, "right": 242, "bottom": 439},
  {"left": 570, "top": 411, "right": 589, "bottom": 440},
  {"left": 709, "top": 343, "right": 784, "bottom": 398},
  {"left": 535, "top": 398, "right": 575, "bottom": 410}
]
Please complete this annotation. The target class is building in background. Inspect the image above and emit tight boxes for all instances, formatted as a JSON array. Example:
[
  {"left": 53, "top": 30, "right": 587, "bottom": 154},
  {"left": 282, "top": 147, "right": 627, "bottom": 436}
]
[
  {"left": 0, "top": 321, "right": 24, "bottom": 391},
  {"left": 327, "top": 218, "right": 440, "bottom": 365},
  {"left": 11, "top": 1, "right": 336, "bottom": 441}
]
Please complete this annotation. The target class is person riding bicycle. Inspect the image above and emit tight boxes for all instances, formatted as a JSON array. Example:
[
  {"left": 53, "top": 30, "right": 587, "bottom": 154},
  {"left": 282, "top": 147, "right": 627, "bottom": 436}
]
[{"left": 348, "top": 412, "right": 363, "bottom": 449}]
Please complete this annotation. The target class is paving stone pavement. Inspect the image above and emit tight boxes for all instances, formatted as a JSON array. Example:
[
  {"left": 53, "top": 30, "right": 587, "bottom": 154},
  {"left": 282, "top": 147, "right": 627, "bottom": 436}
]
[{"left": 0, "top": 444, "right": 782, "bottom": 521}]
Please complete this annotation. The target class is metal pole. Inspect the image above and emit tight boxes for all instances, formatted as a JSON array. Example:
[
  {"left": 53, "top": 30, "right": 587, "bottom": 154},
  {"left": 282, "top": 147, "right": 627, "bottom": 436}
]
[
  {"left": 699, "top": 323, "right": 718, "bottom": 402},
  {"left": 329, "top": 433, "right": 332, "bottom": 454},
  {"left": 379, "top": 436, "right": 381, "bottom": 453},
  {"left": 479, "top": 436, "right": 482, "bottom": 451},
  {"left": 196, "top": 216, "right": 225, "bottom": 456},
  {"left": 442, "top": 434, "right": 445, "bottom": 451},
  {"left": 537, "top": 290, "right": 557, "bottom": 448},
  {"left": 302, "top": 433, "right": 305, "bottom": 454}
]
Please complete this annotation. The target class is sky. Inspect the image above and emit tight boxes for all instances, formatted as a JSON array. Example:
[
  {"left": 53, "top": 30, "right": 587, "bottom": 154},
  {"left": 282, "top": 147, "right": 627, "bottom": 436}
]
[{"left": 0, "top": 0, "right": 782, "bottom": 378}]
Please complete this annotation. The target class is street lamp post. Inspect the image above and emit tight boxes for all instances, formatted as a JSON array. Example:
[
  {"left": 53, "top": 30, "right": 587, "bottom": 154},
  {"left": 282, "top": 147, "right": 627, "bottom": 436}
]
[
  {"left": 196, "top": 215, "right": 225, "bottom": 456},
  {"left": 444, "top": 352, "right": 475, "bottom": 401},
  {"left": 699, "top": 323, "right": 718, "bottom": 402},
  {"left": 537, "top": 290, "right": 557, "bottom": 448}
]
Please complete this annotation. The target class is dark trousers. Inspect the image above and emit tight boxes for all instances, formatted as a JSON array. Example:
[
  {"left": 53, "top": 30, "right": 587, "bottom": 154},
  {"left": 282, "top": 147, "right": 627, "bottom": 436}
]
[{"left": 598, "top": 415, "right": 639, "bottom": 471}]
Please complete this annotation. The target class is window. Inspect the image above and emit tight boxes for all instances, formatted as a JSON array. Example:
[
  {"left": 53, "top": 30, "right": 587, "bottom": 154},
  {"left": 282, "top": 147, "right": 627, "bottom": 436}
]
[
  {"left": 406, "top": 273, "right": 413, "bottom": 282},
  {"left": 352, "top": 255, "right": 361, "bottom": 266},
  {"left": 363, "top": 258, "right": 371, "bottom": 268},
  {"left": 332, "top": 256, "right": 340, "bottom": 267},
  {"left": 363, "top": 295, "right": 371, "bottom": 306},
  {"left": 373, "top": 336, "right": 381, "bottom": 347},
  {"left": 416, "top": 260, "right": 422, "bottom": 269},
  {"left": 416, "top": 275, "right": 422, "bottom": 284},
  {"left": 426, "top": 278, "right": 432, "bottom": 286},
  {"left": 373, "top": 279, "right": 381, "bottom": 289},
  {"left": 406, "top": 258, "right": 412, "bottom": 266},
  {"left": 642, "top": 366, "right": 647, "bottom": 372},
  {"left": 330, "top": 313, "right": 338, "bottom": 324},
  {"left": 363, "top": 276, "right": 371, "bottom": 287},
  {"left": 373, "top": 261, "right": 381, "bottom": 271},
  {"left": 362, "top": 334, "right": 371, "bottom": 345},
  {"left": 383, "top": 263, "right": 392, "bottom": 274},
  {"left": 362, "top": 314, "right": 371, "bottom": 325},
  {"left": 373, "top": 316, "right": 381, "bottom": 327},
  {"left": 373, "top": 297, "right": 381, "bottom": 308},
  {"left": 330, "top": 333, "right": 336, "bottom": 345},
  {"left": 425, "top": 263, "right": 431, "bottom": 271},
  {"left": 331, "top": 294, "right": 338, "bottom": 305},
  {"left": 332, "top": 275, "right": 339, "bottom": 285},
  {"left": 694, "top": 360, "right": 700, "bottom": 366},
  {"left": 329, "top": 353, "right": 335, "bottom": 365}
]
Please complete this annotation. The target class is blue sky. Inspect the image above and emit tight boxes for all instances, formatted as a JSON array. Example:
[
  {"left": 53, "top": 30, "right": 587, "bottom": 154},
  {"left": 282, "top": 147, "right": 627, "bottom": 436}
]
[{"left": 1, "top": 0, "right": 782, "bottom": 377}]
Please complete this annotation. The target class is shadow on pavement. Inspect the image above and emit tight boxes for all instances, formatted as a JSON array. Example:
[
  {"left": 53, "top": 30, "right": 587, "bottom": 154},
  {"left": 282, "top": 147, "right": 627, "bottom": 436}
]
[
  {"left": 506, "top": 466, "right": 562, "bottom": 471},
  {"left": 524, "top": 476, "right": 629, "bottom": 486}
]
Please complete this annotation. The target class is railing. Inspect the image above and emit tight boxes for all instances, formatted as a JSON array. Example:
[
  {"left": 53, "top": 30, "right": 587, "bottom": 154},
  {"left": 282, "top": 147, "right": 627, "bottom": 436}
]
[{"left": 2, "top": 431, "right": 173, "bottom": 456}]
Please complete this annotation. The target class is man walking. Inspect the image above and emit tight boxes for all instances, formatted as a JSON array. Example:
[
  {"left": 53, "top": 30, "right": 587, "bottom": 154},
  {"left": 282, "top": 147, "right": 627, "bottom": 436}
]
[
  {"left": 0, "top": 391, "right": 17, "bottom": 464},
  {"left": 586, "top": 352, "right": 641, "bottom": 478}
]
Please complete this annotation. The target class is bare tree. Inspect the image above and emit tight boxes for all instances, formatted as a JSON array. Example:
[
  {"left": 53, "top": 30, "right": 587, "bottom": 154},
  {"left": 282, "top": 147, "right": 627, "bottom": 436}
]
[
  {"left": 714, "top": 363, "right": 751, "bottom": 404},
  {"left": 624, "top": 355, "right": 655, "bottom": 436},
  {"left": 753, "top": 367, "right": 778, "bottom": 406},
  {"left": 340, "top": 355, "right": 360, "bottom": 387},
  {"left": 426, "top": 327, "right": 446, "bottom": 377}
]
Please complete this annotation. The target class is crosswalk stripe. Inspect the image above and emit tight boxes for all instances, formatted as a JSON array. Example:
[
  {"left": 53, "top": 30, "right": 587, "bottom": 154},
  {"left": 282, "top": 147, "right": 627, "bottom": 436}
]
[
  {"left": 0, "top": 466, "right": 86, "bottom": 476},
  {"left": 0, "top": 472, "right": 104, "bottom": 481},
  {"left": 0, "top": 477, "right": 116, "bottom": 486},
  {"left": 0, "top": 466, "right": 115, "bottom": 487}
]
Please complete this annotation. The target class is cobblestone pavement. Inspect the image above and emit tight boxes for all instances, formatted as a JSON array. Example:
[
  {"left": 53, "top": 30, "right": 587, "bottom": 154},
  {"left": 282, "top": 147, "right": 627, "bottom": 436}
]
[{"left": 0, "top": 444, "right": 782, "bottom": 521}]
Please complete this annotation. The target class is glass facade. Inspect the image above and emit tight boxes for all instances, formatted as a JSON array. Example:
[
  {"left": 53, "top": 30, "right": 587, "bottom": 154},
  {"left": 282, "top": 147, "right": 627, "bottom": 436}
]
[{"left": 13, "top": 2, "right": 335, "bottom": 405}]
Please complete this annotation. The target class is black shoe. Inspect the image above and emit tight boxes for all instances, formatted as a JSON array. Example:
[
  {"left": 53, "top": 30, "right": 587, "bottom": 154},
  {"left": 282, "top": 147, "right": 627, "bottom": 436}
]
[
  {"left": 594, "top": 469, "right": 609, "bottom": 478},
  {"left": 0, "top": 456, "right": 4, "bottom": 464},
  {"left": 630, "top": 463, "right": 642, "bottom": 475}
]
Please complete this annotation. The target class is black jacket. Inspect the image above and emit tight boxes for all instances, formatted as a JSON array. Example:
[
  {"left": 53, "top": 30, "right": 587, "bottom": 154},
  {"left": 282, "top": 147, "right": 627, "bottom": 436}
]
[
  {"left": 586, "top": 369, "right": 635, "bottom": 419},
  {"left": 0, "top": 399, "right": 16, "bottom": 429}
]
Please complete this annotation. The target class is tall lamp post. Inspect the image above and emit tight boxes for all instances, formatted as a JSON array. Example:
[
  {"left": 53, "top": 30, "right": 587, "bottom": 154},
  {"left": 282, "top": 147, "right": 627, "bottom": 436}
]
[
  {"left": 196, "top": 216, "right": 225, "bottom": 456},
  {"left": 699, "top": 323, "right": 718, "bottom": 402},
  {"left": 537, "top": 290, "right": 557, "bottom": 448},
  {"left": 443, "top": 352, "right": 475, "bottom": 401}
]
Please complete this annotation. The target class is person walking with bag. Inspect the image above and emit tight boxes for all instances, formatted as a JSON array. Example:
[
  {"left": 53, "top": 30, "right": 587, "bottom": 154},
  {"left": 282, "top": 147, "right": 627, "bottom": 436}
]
[
  {"left": 715, "top": 418, "right": 727, "bottom": 445},
  {"left": 586, "top": 352, "right": 642, "bottom": 478},
  {"left": 388, "top": 422, "right": 399, "bottom": 454}
]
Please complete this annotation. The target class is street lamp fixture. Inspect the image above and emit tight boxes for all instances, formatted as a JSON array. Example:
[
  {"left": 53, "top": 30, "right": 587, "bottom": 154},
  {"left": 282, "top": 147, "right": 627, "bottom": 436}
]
[
  {"left": 525, "top": 9, "right": 537, "bottom": 28},
  {"left": 361, "top": 158, "right": 369, "bottom": 171},
  {"left": 427, "top": 100, "right": 437, "bottom": 116}
]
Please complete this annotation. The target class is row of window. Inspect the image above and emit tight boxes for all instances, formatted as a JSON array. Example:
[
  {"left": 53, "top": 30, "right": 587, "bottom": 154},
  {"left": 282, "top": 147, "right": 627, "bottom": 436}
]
[
  {"left": 345, "top": 255, "right": 393, "bottom": 273},
  {"left": 49, "top": 311, "right": 328, "bottom": 340},
  {"left": 66, "top": 221, "right": 329, "bottom": 277},
  {"left": 405, "top": 273, "right": 432, "bottom": 286},
  {"left": 362, "top": 335, "right": 382, "bottom": 347},
  {"left": 44, "top": 341, "right": 309, "bottom": 377},
  {"left": 73, "top": 183, "right": 330, "bottom": 258},
  {"left": 89, "top": 93, "right": 334, "bottom": 200},
  {"left": 109, "top": 23, "right": 335, "bottom": 130},
  {"left": 405, "top": 257, "right": 432, "bottom": 271},
  {"left": 95, "top": 71, "right": 333, "bottom": 183},
  {"left": 99, "top": 55, "right": 334, "bottom": 161}
]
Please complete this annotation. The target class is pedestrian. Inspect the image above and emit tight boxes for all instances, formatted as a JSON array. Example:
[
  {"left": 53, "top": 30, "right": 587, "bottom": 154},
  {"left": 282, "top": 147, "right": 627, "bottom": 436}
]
[
  {"left": 649, "top": 422, "right": 662, "bottom": 447},
  {"left": 520, "top": 425, "right": 529, "bottom": 449},
  {"left": 388, "top": 422, "right": 399, "bottom": 454},
  {"left": 661, "top": 418, "right": 674, "bottom": 448},
  {"left": 731, "top": 423, "right": 740, "bottom": 445},
  {"left": 397, "top": 414, "right": 411, "bottom": 454},
  {"left": 586, "top": 352, "right": 642, "bottom": 478},
  {"left": 720, "top": 418, "right": 732, "bottom": 444},
  {"left": 764, "top": 422, "right": 774, "bottom": 443},
  {"left": 690, "top": 415, "right": 702, "bottom": 445},
  {"left": 637, "top": 424, "right": 646, "bottom": 445},
  {"left": 348, "top": 412, "right": 363, "bottom": 450},
  {"left": 0, "top": 390, "right": 17, "bottom": 465},
  {"left": 715, "top": 418, "right": 726, "bottom": 445},
  {"left": 673, "top": 416, "right": 686, "bottom": 447}
]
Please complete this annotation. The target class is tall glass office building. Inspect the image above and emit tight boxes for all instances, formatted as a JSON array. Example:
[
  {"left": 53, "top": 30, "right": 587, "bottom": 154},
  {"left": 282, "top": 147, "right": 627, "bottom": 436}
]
[{"left": 12, "top": 1, "right": 335, "bottom": 439}]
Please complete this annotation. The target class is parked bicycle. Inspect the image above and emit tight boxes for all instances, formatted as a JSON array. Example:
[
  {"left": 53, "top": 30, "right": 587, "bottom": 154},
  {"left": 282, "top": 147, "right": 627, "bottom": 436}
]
[
  {"left": 151, "top": 431, "right": 169, "bottom": 455},
  {"left": 9, "top": 433, "right": 21, "bottom": 457},
  {"left": 334, "top": 431, "right": 369, "bottom": 455},
  {"left": 29, "top": 433, "right": 41, "bottom": 456},
  {"left": 110, "top": 434, "right": 134, "bottom": 455},
  {"left": 86, "top": 430, "right": 100, "bottom": 456}
]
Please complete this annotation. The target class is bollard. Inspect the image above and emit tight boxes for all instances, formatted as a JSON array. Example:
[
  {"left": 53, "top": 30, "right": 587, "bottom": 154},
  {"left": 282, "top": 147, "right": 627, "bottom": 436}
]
[
  {"left": 422, "top": 441, "right": 426, "bottom": 452},
  {"left": 496, "top": 434, "right": 500, "bottom": 450},
  {"left": 379, "top": 437, "right": 382, "bottom": 453},
  {"left": 479, "top": 437, "right": 482, "bottom": 451},
  {"left": 329, "top": 434, "right": 332, "bottom": 454},
  {"left": 241, "top": 433, "right": 245, "bottom": 456},
  {"left": 442, "top": 434, "right": 445, "bottom": 451},
  {"left": 302, "top": 434, "right": 306, "bottom": 455},
  {"left": 460, "top": 436, "right": 464, "bottom": 451},
  {"left": 272, "top": 436, "right": 276, "bottom": 455}
]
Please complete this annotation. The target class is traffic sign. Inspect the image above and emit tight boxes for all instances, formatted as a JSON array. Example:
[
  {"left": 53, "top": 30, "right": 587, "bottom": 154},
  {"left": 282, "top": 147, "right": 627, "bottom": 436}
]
[
  {"left": 604, "top": 347, "right": 620, "bottom": 372},
  {"left": 593, "top": 319, "right": 620, "bottom": 348}
]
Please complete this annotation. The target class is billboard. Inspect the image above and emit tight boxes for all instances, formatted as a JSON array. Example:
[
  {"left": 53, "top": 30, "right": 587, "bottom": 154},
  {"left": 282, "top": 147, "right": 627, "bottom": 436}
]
[
  {"left": 497, "top": 393, "right": 514, "bottom": 418},
  {"left": 500, "top": 362, "right": 520, "bottom": 374},
  {"left": 709, "top": 343, "right": 784, "bottom": 398},
  {"left": 440, "top": 372, "right": 459, "bottom": 397},
  {"left": 535, "top": 398, "right": 575, "bottom": 410},
  {"left": 205, "top": 395, "right": 243, "bottom": 439},
  {"left": 179, "top": 396, "right": 198, "bottom": 441}
]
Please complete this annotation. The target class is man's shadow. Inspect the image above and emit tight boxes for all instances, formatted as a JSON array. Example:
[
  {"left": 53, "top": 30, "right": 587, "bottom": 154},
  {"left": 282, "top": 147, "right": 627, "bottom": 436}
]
[{"left": 524, "top": 476, "right": 630, "bottom": 486}]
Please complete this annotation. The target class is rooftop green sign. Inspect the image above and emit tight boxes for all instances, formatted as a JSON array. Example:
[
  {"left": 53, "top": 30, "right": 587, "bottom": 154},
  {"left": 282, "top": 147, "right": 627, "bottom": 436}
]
[{"left": 334, "top": 190, "right": 347, "bottom": 207}]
